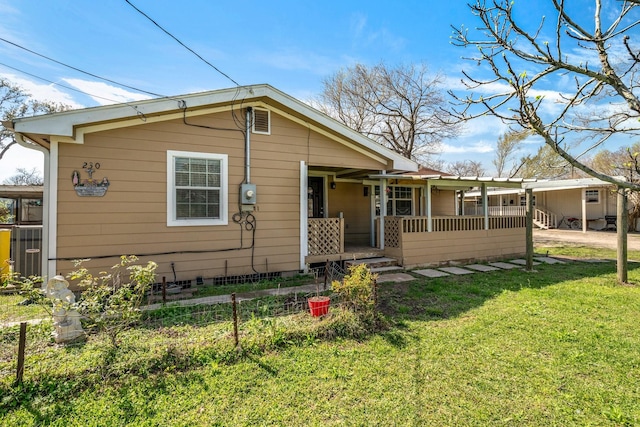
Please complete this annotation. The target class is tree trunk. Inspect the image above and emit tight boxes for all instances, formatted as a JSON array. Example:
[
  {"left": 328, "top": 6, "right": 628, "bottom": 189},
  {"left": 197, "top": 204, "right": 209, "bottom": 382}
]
[{"left": 617, "top": 187, "right": 628, "bottom": 283}]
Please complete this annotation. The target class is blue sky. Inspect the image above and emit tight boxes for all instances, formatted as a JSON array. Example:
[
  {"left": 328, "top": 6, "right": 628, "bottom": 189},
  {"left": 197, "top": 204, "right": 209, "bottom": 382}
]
[{"left": 0, "top": 0, "right": 620, "bottom": 181}]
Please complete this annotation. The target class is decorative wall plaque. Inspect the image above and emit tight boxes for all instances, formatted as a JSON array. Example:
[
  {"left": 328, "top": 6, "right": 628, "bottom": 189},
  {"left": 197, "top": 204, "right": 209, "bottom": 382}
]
[{"left": 72, "top": 162, "right": 110, "bottom": 197}]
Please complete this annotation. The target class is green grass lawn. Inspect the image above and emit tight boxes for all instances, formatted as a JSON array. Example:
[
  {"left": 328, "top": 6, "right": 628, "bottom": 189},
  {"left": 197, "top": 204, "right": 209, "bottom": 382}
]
[
  {"left": 0, "top": 293, "right": 49, "bottom": 325},
  {"left": 1, "top": 252, "right": 639, "bottom": 426}
]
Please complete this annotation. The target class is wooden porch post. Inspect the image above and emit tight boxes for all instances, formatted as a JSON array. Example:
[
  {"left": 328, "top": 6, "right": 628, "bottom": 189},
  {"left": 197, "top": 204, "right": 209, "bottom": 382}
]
[
  {"left": 300, "top": 161, "right": 308, "bottom": 271},
  {"left": 581, "top": 188, "right": 587, "bottom": 233},
  {"left": 379, "top": 177, "right": 387, "bottom": 249},
  {"left": 617, "top": 186, "right": 628, "bottom": 283},
  {"left": 525, "top": 188, "right": 534, "bottom": 271},
  {"left": 482, "top": 183, "right": 489, "bottom": 230},
  {"left": 426, "top": 181, "right": 432, "bottom": 232}
]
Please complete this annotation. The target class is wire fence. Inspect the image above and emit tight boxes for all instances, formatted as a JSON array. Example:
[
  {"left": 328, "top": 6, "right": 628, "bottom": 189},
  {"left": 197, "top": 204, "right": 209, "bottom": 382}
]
[{"left": 1, "top": 261, "right": 355, "bottom": 385}]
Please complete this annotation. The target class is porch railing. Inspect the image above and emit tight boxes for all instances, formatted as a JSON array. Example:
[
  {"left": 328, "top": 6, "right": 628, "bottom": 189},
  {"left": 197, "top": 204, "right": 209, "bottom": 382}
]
[
  {"left": 534, "top": 208, "right": 557, "bottom": 229},
  {"left": 384, "top": 215, "right": 526, "bottom": 248},
  {"left": 465, "top": 206, "right": 527, "bottom": 216},
  {"left": 308, "top": 218, "right": 344, "bottom": 256}
]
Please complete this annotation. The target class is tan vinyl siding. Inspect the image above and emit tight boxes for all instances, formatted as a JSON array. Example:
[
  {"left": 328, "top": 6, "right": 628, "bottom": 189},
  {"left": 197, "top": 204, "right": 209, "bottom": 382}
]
[
  {"left": 328, "top": 182, "right": 371, "bottom": 246},
  {"left": 431, "top": 189, "right": 456, "bottom": 215},
  {"left": 387, "top": 228, "right": 526, "bottom": 268},
  {"left": 55, "top": 110, "right": 387, "bottom": 282}
]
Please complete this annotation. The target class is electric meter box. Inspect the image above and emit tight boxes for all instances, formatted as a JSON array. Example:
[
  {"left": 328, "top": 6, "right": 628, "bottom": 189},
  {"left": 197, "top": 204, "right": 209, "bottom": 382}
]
[{"left": 240, "top": 183, "right": 257, "bottom": 205}]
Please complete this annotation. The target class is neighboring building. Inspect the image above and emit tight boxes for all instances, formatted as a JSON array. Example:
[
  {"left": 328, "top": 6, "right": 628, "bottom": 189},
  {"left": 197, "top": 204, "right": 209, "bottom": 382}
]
[
  {"left": 464, "top": 178, "right": 622, "bottom": 231},
  {"left": 0, "top": 185, "right": 43, "bottom": 278},
  {"left": 7, "top": 84, "right": 532, "bottom": 284},
  {"left": 0, "top": 185, "right": 43, "bottom": 225}
]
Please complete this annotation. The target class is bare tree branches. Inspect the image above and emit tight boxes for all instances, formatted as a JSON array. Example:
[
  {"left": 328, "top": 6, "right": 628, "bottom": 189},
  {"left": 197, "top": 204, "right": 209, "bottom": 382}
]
[
  {"left": 451, "top": 0, "right": 640, "bottom": 188},
  {"left": 1, "top": 78, "right": 70, "bottom": 160},
  {"left": 445, "top": 160, "right": 486, "bottom": 177},
  {"left": 493, "top": 129, "right": 530, "bottom": 177},
  {"left": 315, "top": 62, "right": 461, "bottom": 165},
  {"left": 3, "top": 167, "right": 44, "bottom": 185}
]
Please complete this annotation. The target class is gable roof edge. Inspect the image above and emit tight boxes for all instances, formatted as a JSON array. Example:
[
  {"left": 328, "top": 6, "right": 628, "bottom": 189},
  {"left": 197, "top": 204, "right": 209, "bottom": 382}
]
[{"left": 11, "top": 84, "right": 418, "bottom": 172}]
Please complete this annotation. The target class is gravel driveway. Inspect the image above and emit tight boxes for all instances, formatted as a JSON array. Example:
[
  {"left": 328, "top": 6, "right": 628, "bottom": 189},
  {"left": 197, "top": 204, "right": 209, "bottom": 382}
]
[{"left": 534, "top": 229, "right": 640, "bottom": 251}]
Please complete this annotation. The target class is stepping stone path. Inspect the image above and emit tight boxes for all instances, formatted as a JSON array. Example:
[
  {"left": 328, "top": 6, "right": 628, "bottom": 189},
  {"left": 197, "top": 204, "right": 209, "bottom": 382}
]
[
  {"left": 465, "top": 264, "right": 501, "bottom": 272},
  {"left": 376, "top": 273, "right": 416, "bottom": 283},
  {"left": 413, "top": 269, "right": 450, "bottom": 278},
  {"left": 534, "top": 257, "right": 566, "bottom": 264},
  {"left": 438, "top": 266, "right": 475, "bottom": 275},
  {"left": 509, "top": 259, "right": 541, "bottom": 266},
  {"left": 488, "top": 262, "right": 522, "bottom": 270}
]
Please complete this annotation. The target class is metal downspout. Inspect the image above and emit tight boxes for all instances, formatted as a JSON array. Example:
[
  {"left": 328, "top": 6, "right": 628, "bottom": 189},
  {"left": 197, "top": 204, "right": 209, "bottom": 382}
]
[{"left": 245, "top": 107, "right": 252, "bottom": 184}]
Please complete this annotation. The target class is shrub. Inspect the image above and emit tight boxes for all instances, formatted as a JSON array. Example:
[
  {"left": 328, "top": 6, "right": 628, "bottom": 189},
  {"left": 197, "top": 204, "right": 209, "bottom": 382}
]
[
  {"left": 332, "top": 263, "right": 378, "bottom": 319},
  {"left": 69, "top": 255, "right": 157, "bottom": 348}
]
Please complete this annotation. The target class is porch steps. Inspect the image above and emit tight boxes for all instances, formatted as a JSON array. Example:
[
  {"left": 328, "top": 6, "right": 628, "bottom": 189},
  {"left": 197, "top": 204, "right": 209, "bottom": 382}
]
[
  {"left": 345, "top": 257, "right": 402, "bottom": 273},
  {"left": 533, "top": 219, "right": 549, "bottom": 229}
]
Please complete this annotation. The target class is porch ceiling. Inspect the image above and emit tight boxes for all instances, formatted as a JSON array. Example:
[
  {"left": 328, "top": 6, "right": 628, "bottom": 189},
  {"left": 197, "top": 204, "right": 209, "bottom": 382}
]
[
  {"left": 368, "top": 173, "right": 535, "bottom": 189},
  {"left": 309, "top": 167, "right": 415, "bottom": 180}
]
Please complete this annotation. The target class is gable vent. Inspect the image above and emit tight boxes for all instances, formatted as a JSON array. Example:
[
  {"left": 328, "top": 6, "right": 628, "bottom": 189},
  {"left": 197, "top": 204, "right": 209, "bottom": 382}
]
[{"left": 252, "top": 108, "right": 270, "bottom": 134}]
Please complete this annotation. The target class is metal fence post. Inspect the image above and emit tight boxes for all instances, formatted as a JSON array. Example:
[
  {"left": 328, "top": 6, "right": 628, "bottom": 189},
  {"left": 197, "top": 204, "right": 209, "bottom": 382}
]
[
  {"left": 323, "top": 260, "right": 329, "bottom": 290},
  {"left": 231, "top": 293, "right": 239, "bottom": 348},
  {"left": 373, "top": 278, "right": 378, "bottom": 309},
  {"left": 16, "top": 322, "right": 27, "bottom": 385},
  {"left": 162, "top": 276, "right": 167, "bottom": 305}
]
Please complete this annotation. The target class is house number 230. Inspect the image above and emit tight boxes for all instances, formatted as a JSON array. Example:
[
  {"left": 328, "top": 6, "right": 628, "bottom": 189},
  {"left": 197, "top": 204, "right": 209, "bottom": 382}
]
[{"left": 82, "top": 162, "right": 100, "bottom": 170}]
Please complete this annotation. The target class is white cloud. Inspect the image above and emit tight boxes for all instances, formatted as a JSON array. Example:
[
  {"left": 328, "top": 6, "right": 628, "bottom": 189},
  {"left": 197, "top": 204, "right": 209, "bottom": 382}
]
[
  {"left": 457, "top": 115, "right": 510, "bottom": 139},
  {"left": 62, "top": 78, "right": 152, "bottom": 106},
  {"left": 0, "top": 72, "right": 83, "bottom": 109},
  {"left": 0, "top": 144, "right": 43, "bottom": 183},
  {"left": 350, "top": 13, "right": 367, "bottom": 39},
  {"left": 440, "top": 140, "right": 494, "bottom": 154},
  {"left": 252, "top": 50, "right": 340, "bottom": 76},
  {"left": 348, "top": 12, "right": 406, "bottom": 52}
]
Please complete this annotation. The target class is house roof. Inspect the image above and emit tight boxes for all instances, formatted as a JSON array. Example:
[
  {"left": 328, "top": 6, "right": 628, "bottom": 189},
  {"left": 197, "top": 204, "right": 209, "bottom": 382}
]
[
  {"left": 0, "top": 185, "right": 44, "bottom": 198},
  {"left": 407, "top": 166, "right": 452, "bottom": 176},
  {"left": 465, "top": 177, "right": 626, "bottom": 197},
  {"left": 8, "top": 84, "right": 418, "bottom": 173}
]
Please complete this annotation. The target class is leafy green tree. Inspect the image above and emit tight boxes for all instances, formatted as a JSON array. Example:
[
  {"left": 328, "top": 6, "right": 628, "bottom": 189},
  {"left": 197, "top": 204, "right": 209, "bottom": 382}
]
[{"left": 0, "top": 199, "right": 12, "bottom": 223}]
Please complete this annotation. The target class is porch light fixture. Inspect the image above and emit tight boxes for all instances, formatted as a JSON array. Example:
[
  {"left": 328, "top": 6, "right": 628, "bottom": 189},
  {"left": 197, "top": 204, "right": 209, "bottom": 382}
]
[{"left": 330, "top": 182, "right": 336, "bottom": 189}]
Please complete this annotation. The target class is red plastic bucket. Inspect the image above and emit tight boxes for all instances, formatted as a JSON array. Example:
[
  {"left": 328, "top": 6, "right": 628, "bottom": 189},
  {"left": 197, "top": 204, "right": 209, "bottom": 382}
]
[{"left": 308, "top": 296, "right": 330, "bottom": 317}]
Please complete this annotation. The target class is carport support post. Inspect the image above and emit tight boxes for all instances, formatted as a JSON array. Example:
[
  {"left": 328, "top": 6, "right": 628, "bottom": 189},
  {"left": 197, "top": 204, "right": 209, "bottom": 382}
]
[
  {"left": 617, "top": 186, "right": 628, "bottom": 283},
  {"left": 525, "top": 188, "right": 534, "bottom": 271},
  {"left": 481, "top": 183, "right": 489, "bottom": 230}
]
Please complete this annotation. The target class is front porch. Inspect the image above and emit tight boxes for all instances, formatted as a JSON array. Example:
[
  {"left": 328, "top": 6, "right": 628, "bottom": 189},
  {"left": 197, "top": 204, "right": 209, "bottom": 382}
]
[
  {"left": 305, "top": 214, "right": 526, "bottom": 268},
  {"left": 301, "top": 168, "right": 536, "bottom": 270},
  {"left": 305, "top": 217, "right": 383, "bottom": 264}
]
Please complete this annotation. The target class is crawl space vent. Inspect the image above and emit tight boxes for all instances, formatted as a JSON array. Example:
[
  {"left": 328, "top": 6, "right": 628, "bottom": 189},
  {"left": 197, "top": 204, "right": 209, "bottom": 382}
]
[{"left": 253, "top": 109, "right": 270, "bottom": 134}]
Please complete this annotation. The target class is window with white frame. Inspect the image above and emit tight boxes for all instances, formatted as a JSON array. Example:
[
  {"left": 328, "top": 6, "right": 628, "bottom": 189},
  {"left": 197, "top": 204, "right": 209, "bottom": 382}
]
[
  {"left": 585, "top": 189, "right": 600, "bottom": 203},
  {"left": 519, "top": 195, "right": 536, "bottom": 206},
  {"left": 167, "top": 150, "right": 228, "bottom": 226},
  {"left": 377, "top": 186, "right": 412, "bottom": 216}
]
